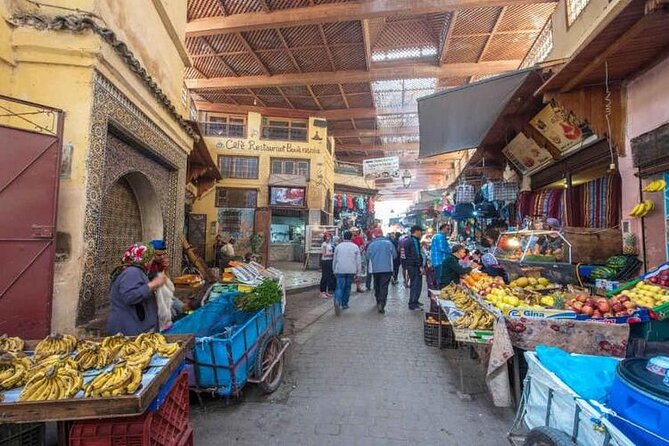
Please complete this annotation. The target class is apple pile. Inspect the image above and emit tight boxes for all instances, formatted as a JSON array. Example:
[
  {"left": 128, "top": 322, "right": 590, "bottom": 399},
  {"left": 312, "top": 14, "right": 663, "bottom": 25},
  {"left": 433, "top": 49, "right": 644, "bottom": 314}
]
[
  {"left": 566, "top": 294, "right": 637, "bottom": 318},
  {"left": 647, "top": 269, "right": 669, "bottom": 288}
]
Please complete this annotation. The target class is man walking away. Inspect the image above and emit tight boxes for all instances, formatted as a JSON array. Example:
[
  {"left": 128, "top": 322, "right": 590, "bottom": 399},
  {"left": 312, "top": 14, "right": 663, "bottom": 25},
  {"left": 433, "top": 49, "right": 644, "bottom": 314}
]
[
  {"left": 404, "top": 225, "right": 425, "bottom": 311},
  {"left": 366, "top": 228, "right": 397, "bottom": 313},
  {"left": 390, "top": 232, "right": 402, "bottom": 285},
  {"left": 430, "top": 224, "right": 451, "bottom": 287},
  {"left": 333, "top": 231, "right": 362, "bottom": 316}
]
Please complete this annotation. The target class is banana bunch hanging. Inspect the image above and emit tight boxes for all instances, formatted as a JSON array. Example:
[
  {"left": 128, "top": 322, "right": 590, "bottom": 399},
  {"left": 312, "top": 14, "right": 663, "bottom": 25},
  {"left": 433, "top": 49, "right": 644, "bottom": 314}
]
[
  {"left": 643, "top": 179, "right": 666, "bottom": 193},
  {"left": 629, "top": 200, "right": 655, "bottom": 218}
]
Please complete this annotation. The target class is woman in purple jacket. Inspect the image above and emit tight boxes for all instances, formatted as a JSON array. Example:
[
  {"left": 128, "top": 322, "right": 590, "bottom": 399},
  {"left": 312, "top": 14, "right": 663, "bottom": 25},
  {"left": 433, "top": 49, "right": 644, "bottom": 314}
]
[{"left": 106, "top": 242, "right": 166, "bottom": 335}]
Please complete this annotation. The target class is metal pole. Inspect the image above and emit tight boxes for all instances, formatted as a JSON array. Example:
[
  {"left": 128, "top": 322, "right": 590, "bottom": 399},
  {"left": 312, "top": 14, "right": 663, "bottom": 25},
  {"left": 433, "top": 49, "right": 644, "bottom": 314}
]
[{"left": 638, "top": 168, "right": 648, "bottom": 274}]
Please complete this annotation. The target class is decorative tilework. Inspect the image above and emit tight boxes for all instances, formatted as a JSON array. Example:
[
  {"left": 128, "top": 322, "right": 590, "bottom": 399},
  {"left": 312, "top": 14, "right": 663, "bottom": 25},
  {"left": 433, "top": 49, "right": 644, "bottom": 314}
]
[{"left": 76, "top": 72, "right": 189, "bottom": 326}]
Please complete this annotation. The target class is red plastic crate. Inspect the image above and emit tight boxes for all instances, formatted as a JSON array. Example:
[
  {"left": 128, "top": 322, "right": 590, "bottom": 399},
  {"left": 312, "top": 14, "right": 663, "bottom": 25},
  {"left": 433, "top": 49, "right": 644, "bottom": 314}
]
[
  {"left": 176, "top": 425, "right": 193, "bottom": 446},
  {"left": 69, "top": 372, "right": 190, "bottom": 446}
]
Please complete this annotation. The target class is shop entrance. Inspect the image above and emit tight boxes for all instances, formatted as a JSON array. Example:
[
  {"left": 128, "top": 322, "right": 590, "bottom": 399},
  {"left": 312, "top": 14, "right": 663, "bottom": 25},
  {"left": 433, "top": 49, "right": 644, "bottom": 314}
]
[{"left": 269, "top": 209, "right": 306, "bottom": 265}]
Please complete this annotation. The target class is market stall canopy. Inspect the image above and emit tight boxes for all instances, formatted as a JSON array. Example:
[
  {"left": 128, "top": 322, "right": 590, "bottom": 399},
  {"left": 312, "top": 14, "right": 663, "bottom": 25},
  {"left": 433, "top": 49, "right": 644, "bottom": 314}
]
[
  {"left": 417, "top": 69, "right": 535, "bottom": 158},
  {"left": 538, "top": 0, "right": 669, "bottom": 93}
]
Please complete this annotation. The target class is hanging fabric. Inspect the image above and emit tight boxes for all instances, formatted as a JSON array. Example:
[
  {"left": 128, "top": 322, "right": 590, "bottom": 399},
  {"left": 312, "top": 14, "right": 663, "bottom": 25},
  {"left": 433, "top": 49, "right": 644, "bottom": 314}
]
[
  {"left": 346, "top": 194, "right": 354, "bottom": 210},
  {"left": 368, "top": 196, "right": 375, "bottom": 213}
]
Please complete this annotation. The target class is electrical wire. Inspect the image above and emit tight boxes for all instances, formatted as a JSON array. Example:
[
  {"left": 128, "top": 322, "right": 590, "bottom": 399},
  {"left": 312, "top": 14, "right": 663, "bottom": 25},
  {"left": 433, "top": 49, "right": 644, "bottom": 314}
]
[{"left": 604, "top": 61, "right": 616, "bottom": 170}]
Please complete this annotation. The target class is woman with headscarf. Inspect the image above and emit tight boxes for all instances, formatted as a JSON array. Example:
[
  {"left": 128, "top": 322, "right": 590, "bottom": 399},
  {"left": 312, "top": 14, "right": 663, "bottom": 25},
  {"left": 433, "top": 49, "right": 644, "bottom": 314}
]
[{"left": 106, "top": 242, "right": 166, "bottom": 336}]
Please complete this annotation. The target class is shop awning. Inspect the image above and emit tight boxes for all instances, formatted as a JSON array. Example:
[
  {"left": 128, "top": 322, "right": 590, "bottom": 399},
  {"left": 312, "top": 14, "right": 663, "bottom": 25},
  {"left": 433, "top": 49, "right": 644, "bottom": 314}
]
[
  {"left": 187, "top": 122, "right": 222, "bottom": 197},
  {"left": 417, "top": 68, "right": 535, "bottom": 158},
  {"left": 538, "top": 0, "right": 669, "bottom": 93}
]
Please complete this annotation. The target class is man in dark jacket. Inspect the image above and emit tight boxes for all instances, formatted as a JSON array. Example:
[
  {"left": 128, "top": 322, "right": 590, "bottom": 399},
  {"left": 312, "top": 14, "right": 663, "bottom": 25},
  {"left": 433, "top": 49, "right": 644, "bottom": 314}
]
[
  {"left": 402, "top": 225, "right": 425, "bottom": 311},
  {"left": 438, "top": 244, "right": 473, "bottom": 288}
]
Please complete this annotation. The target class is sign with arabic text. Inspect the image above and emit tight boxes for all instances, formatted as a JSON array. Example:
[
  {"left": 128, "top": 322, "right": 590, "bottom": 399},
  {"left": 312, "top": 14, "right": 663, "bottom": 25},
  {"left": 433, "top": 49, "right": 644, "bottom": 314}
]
[{"left": 362, "top": 156, "right": 400, "bottom": 180}]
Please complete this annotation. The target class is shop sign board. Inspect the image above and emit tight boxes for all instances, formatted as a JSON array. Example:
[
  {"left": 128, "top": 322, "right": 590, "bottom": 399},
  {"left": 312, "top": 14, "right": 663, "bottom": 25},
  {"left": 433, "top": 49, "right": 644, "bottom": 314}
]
[
  {"left": 529, "top": 103, "right": 591, "bottom": 153},
  {"left": 502, "top": 132, "right": 552, "bottom": 174},
  {"left": 362, "top": 156, "right": 400, "bottom": 180},
  {"left": 215, "top": 138, "right": 320, "bottom": 154}
]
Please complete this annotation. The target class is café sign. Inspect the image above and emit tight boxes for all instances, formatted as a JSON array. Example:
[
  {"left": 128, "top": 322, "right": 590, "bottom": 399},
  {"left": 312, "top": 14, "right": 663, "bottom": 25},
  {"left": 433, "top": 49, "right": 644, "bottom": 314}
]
[{"left": 216, "top": 138, "right": 320, "bottom": 154}]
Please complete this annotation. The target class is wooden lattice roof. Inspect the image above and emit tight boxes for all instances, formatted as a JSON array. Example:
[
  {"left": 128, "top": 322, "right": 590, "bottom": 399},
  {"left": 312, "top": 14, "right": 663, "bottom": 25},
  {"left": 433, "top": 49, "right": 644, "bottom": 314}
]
[{"left": 185, "top": 0, "right": 557, "bottom": 196}]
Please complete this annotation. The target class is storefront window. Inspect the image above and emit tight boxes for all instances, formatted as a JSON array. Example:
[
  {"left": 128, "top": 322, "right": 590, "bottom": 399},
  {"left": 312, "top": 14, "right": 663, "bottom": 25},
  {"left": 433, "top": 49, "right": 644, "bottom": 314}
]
[
  {"left": 271, "top": 158, "right": 310, "bottom": 178},
  {"left": 219, "top": 156, "right": 259, "bottom": 179},
  {"left": 215, "top": 187, "right": 258, "bottom": 208},
  {"left": 271, "top": 215, "right": 305, "bottom": 243},
  {"left": 202, "top": 114, "right": 246, "bottom": 137}
]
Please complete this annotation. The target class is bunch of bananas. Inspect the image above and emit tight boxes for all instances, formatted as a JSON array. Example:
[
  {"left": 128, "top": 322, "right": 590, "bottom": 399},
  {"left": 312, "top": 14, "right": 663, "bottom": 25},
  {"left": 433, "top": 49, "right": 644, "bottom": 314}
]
[
  {"left": 31, "top": 354, "right": 78, "bottom": 375},
  {"left": 84, "top": 361, "right": 143, "bottom": 398},
  {"left": 135, "top": 332, "right": 180, "bottom": 358},
  {"left": 629, "top": 200, "right": 655, "bottom": 218},
  {"left": 101, "top": 334, "right": 128, "bottom": 355},
  {"left": 445, "top": 284, "right": 496, "bottom": 330},
  {"left": 155, "top": 342, "right": 180, "bottom": 358},
  {"left": 74, "top": 343, "right": 114, "bottom": 371},
  {"left": 124, "top": 349, "right": 154, "bottom": 370},
  {"left": 0, "top": 352, "right": 31, "bottom": 390},
  {"left": 117, "top": 341, "right": 144, "bottom": 358},
  {"left": 19, "top": 364, "right": 83, "bottom": 401},
  {"left": 0, "top": 335, "right": 24, "bottom": 353},
  {"left": 643, "top": 179, "right": 666, "bottom": 192},
  {"left": 34, "top": 333, "right": 77, "bottom": 359}
]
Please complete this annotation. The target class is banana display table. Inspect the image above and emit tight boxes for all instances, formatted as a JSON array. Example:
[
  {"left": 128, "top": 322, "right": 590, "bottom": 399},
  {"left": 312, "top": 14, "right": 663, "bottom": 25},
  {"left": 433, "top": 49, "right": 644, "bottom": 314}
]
[{"left": 0, "top": 334, "right": 193, "bottom": 424}]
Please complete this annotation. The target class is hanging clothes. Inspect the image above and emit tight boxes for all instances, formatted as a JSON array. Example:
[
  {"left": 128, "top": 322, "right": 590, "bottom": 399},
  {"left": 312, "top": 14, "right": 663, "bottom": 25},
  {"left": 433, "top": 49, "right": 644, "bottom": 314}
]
[
  {"left": 335, "top": 194, "right": 343, "bottom": 210},
  {"left": 368, "top": 196, "right": 375, "bottom": 213},
  {"left": 346, "top": 194, "right": 354, "bottom": 211},
  {"left": 357, "top": 196, "right": 365, "bottom": 211}
]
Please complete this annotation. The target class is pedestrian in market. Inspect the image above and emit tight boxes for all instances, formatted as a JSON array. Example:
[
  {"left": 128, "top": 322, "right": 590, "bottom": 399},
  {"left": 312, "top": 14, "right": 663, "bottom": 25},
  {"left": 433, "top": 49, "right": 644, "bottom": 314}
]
[
  {"left": 350, "top": 227, "right": 366, "bottom": 292},
  {"left": 366, "top": 228, "right": 397, "bottom": 313},
  {"left": 319, "top": 232, "right": 336, "bottom": 299},
  {"left": 390, "top": 232, "right": 402, "bottom": 285},
  {"left": 403, "top": 225, "right": 425, "bottom": 311},
  {"left": 438, "top": 244, "right": 473, "bottom": 289},
  {"left": 106, "top": 242, "right": 166, "bottom": 336},
  {"left": 213, "top": 234, "right": 224, "bottom": 267},
  {"left": 480, "top": 252, "right": 508, "bottom": 283},
  {"left": 430, "top": 223, "right": 451, "bottom": 288},
  {"left": 332, "top": 230, "right": 362, "bottom": 316}
]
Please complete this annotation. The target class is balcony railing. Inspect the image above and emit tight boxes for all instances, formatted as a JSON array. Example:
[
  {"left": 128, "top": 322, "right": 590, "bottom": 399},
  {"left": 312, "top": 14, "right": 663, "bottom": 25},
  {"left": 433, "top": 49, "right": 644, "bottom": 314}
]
[
  {"left": 335, "top": 160, "right": 364, "bottom": 176},
  {"left": 201, "top": 121, "right": 246, "bottom": 138}
]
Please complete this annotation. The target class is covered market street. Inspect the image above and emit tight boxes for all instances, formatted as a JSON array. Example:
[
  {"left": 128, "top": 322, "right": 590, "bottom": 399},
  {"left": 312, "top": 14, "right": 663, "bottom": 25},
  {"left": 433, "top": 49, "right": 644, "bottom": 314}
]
[{"left": 191, "top": 286, "right": 512, "bottom": 445}]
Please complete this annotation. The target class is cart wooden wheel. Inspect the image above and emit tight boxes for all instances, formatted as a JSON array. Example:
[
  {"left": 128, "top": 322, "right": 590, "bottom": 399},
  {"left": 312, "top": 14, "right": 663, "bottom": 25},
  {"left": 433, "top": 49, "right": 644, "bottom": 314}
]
[
  {"left": 255, "top": 335, "right": 285, "bottom": 393},
  {"left": 523, "top": 427, "right": 575, "bottom": 446}
]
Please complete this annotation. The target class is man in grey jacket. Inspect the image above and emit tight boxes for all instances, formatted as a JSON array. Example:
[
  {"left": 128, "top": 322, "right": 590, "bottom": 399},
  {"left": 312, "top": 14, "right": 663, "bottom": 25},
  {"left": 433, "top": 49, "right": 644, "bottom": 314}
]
[
  {"left": 332, "top": 230, "right": 362, "bottom": 316},
  {"left": 366, "top": 228, "right": 397, "bottom": 313}
]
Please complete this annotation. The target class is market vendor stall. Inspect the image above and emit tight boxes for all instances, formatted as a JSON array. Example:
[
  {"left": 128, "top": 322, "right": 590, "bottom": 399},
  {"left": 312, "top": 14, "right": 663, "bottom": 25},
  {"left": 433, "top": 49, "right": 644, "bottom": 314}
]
[{"left": 0, "top": 332, "right": 193, "bottom": 445}]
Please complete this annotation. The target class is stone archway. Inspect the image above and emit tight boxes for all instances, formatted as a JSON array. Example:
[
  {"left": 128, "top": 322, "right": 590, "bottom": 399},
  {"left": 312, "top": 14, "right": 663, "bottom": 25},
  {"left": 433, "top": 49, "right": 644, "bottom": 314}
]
[{"left": 93, "top": 171, "right": 163, "bottom": 314}]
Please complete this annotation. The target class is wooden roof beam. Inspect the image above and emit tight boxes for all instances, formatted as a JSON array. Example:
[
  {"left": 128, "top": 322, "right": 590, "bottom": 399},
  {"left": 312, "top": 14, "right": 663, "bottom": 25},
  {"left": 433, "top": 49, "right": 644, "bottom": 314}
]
[
  {"left": 185, "top": 60, "right": 521, "bottom": 89},
  {"left": 478, "top": 7, "right": 506, "bottom": 62},
  {"left": 186, "top": 0, "right": 557, "bottom": 37},
  {"left": 331, "top": 127, "right": 419, "bottom": 138},
  {"left": 438, "top": 11, "right": 456, "bottom": 64},
  {"left": 193, "top": 101, "right": 418, "bottom": 119}
]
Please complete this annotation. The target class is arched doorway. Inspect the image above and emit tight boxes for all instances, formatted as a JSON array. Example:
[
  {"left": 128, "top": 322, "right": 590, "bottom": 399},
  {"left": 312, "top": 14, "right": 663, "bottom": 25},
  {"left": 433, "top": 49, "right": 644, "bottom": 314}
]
[{"left": 93, "top": 171, "right": 163, "bottom": 314}]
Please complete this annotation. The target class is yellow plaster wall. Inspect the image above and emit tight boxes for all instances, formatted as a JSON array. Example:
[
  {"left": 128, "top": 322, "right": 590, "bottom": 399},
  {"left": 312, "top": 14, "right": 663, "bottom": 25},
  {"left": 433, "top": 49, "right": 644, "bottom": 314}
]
[
  {"left": 191, "top": 111, "right": 335, "bottom": 261},
  {"left": 0, "top": 0, "right": 191, "bottom": 332}
]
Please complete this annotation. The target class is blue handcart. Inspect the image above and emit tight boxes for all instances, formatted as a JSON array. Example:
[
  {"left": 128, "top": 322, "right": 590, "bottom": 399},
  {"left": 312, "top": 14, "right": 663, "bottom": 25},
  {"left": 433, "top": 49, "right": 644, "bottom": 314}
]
[{"left": 166, "top": 291, "right": 289, "bottom": 397}]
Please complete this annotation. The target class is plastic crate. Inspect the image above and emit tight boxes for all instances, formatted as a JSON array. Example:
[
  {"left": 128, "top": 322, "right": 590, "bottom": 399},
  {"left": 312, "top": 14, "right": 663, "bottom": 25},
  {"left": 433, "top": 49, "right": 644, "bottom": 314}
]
[
  {"left": 176, "top": 425, "right": 193, "bottom": 446},
  {"left": 423, "top": 312, "right": 457, "bottom": 348},
  {"left": 69, "top": 372, "right": 189, "bottom": 446},
  {"left": 0, "top": 422, "right": 45, "bottom": 446},
  {"left": 192, "top": 302, "right": 283, "bottom": 395}
]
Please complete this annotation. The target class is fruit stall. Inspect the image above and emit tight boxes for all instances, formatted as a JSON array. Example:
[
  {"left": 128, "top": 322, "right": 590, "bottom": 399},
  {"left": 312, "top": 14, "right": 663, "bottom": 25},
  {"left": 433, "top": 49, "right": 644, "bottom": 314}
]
[{"left": 0, "top": 332, "right": 193, "bottom": 445}]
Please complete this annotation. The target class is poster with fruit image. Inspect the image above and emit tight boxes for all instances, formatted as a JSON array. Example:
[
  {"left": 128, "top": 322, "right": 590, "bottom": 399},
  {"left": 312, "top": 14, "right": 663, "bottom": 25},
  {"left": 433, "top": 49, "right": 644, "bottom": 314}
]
[
  {"left": 530, "top": 103, "right": 594, "bottom": 154},
  {"left": 502, "top": 132, "right": 552, "bottom": 175}
]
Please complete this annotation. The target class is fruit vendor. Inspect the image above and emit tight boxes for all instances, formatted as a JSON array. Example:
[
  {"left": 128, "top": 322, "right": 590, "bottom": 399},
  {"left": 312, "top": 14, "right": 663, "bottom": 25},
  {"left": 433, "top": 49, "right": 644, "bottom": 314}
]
[
  {"left": 106, "top": 242, "right": 166, "bottom": 336},
  {"left": 438, "top": 244, "right": 473, "bottom": 288},
  {"left": 480, "top": 253, "right": 508, "bottom": 283}
]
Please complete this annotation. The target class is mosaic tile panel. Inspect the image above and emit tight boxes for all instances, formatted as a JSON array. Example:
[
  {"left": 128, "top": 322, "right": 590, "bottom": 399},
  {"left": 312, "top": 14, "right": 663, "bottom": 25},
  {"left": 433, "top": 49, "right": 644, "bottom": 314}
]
[{"left": 77, "top": 73, "right": 189, "bottom": 326}]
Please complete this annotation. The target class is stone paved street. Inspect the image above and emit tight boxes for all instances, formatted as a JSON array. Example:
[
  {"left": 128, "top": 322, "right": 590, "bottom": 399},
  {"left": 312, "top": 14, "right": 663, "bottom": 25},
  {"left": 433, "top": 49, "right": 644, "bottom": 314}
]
[{"left": 191, "top": 283, "right": 513, "bottom": 445}]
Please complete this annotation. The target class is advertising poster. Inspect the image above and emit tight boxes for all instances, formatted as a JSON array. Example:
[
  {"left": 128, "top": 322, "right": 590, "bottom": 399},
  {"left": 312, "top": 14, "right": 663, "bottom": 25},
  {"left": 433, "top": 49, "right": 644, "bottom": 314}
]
[
  {"left": 270, "top": 187, "right": 305, "bottom": 206},
  {"left": 530, "top": 103, "right": 593, "bottom": 153},
  {"left": 502, "top": 132, "right": 553, "bottom": 174},
  {"left": 362, "top": 156, "right": 400, "bottom": 180}
]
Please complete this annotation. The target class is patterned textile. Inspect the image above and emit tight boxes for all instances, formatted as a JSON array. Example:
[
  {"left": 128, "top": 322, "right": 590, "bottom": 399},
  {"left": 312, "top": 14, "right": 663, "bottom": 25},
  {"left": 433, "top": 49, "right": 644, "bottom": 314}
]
[
  {"left": 516, "top": 189, "right": 563, "bottom": 222},
  {"left": 122, "top": 242, "right": 154, "bottom": 267},
  {"left": 568, "top": 174, "right": 621, "bottom": 228}
]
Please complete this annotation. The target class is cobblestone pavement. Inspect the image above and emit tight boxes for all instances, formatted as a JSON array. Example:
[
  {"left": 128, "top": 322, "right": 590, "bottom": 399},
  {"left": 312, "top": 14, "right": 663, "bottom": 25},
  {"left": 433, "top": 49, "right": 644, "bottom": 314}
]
[{"left": 191, "top": 284, "right": 514, "bottom": 445}]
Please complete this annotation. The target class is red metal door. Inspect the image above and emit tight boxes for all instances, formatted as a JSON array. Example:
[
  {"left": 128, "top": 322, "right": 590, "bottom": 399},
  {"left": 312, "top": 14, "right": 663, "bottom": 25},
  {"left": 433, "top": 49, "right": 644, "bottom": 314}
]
[{"left": 0, "top": 112, "right": 62, "bottom": 338}]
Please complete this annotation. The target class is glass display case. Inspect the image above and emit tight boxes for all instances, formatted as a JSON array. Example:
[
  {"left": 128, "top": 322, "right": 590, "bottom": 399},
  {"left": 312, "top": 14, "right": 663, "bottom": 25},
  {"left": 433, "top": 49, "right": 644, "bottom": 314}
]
[{"left": 494, "top": 230, "right": 572, "bottom": 264}]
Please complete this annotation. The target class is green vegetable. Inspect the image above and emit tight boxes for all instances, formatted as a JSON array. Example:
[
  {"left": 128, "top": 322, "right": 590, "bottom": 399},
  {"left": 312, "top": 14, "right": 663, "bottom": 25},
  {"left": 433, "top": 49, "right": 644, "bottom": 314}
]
[{"left": 235, "top": 279, "right": 282, "bottom": 313}]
